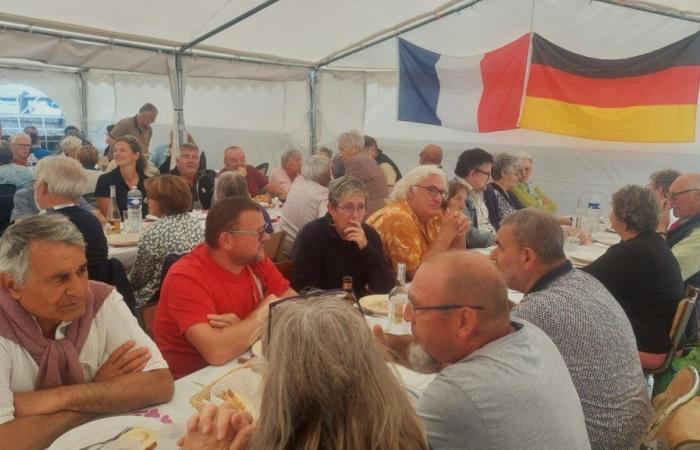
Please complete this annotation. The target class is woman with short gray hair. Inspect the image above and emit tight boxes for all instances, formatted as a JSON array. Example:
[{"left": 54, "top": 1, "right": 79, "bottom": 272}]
[
  {"left": 483, "top": 153, "right": 523, "bottom": 229},
  {"left": 583, "top": 185, "right": 684, "bottom": 369},
  {"left": 268, "top": 148, "right": 303, "bottom": 198},
  {"left": 278, "top": 155, "right": 331, "bottom": 258},
  {"left": 290, "top": 176, "right": 394, "bottom": 295}
]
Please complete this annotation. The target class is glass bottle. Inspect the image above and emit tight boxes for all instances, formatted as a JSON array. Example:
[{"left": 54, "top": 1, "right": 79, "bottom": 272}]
[
  {"left": 387, "top": 263, "right": 409, "bottom": 334},
  {"left": 106, "top": 185, "right": 121, "bottom": 234}
]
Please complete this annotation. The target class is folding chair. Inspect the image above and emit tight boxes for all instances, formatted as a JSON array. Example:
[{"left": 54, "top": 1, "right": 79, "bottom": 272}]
[
  {"left": 263, "top": 230, "right": 287, "bottom": 262},
  {"left": 642, "top": 366, "right": 700, "bottom": 449},
  {"left": 651, "top": 286, "right": 699, "bottom": 376}
]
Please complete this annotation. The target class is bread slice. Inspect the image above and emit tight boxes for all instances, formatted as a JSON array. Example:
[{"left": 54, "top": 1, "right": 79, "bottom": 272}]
[
  {"left": 102, "top": 426, "right": 157, "bottom": 450},
  {"left": 221, "top": 389, "right": 248, "bottom": 413}
]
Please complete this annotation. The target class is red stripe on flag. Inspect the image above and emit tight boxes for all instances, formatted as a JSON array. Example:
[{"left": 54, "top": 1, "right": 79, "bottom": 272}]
[
  {"left": 526, "top": 64, "right": 700, "bottom": 107},
  {"left": 478, "top": 34, "right": 531, "bottom": 132}
]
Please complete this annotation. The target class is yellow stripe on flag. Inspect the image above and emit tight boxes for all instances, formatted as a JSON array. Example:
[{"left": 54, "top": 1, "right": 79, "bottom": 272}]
[{"left": 520, "top": 96, "right": 697, "bottom": 143}]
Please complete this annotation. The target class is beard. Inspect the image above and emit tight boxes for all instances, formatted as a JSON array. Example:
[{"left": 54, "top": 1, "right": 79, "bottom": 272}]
[{"left": 408, "top": 342, "right": 442, "bottom": 374}]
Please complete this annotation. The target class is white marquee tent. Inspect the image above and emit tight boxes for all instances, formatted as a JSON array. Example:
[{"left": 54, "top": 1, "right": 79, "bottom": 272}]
[{"left": 1, "top": 0, "right": 700, "bottom": 212}]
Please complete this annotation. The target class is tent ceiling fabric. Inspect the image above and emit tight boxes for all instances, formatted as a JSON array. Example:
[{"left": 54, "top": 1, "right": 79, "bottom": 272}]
[{"left": 0, "top": 0, "right": 451, "bottom": 64}]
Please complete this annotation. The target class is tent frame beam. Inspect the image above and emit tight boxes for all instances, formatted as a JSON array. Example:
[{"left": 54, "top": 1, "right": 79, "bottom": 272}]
[
  {"left": 179, "top": 0, "right": 280, "bottom": 53},
  {"left": 592, "top": 0, "right": 700, "bottom": 24},
  {"left": 315, "top": 0, "right": 486, "bottom": 68}
]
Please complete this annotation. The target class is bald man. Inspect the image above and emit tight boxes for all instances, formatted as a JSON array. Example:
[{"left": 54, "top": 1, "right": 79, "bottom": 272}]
[
  {"left": 374, "top": 251, "right": 589, "bottom": 450},
  {"left": 419, "top": 144, "right": 443, "bottom": 167},
  {"left": 662, "top": 173, "right": 700, "bottom": 286}
]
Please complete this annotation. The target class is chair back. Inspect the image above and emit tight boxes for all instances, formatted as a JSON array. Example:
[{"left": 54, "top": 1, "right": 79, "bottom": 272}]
[
  {"left": 653, "top": 286, "right": 699, "bottom": 374},
  {"left": 0, "top": 184, "right": 15, "bottom": 234},
  {"left": 263, "top": 230, "right": 286, "bottom": 262},
  {"left": 256, "top": 162, "right": 269, "bottom": 176},
  {"left": 135, "top": 252, "right": 186, "bottom": 335},
  {"left": 643, "top": 366, "right": 700, "bottom": 448},
  {"left": 92, "top": 258, "right": 138, "bottom": 314},
  {"left": 275, "top": 259, "right": 293, "bottom": 281}
]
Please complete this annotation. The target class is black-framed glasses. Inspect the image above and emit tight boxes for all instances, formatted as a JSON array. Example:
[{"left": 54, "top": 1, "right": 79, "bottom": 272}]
[
  {"left": 226, "top": 226, "right": 268, "bottom": 240},
  {"left": 412, "top": 184, "right": 448, "bottom": 200},
  {"left": 266, "top": 289, "right": 365, "bottom": 344},
  {"left": 405, "top": 294, "right": 484, "bottom": 314},
  {"left": 473, "top": 168, "right": 492, "bottom": 179},
  {"left": 669, "top": 188, "right": 699, "bottom": 200}
]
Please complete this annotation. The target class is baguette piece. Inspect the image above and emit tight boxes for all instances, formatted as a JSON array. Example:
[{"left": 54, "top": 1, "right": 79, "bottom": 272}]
[{"left": 102, "top": 426, "right": 157, "bottom": 450}]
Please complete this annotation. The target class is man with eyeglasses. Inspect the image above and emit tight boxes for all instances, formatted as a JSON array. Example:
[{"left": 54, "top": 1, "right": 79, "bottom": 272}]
[
  {"left": 660, "top": 173, "right": 700, "bottom": 288},
  {"left": 367, "top": 165, "right": 468, "bottom": 278},
  {"left": 454, "top": 148, "right": 497, "bottom": 248},
  {"left": 153, "top": 196, "right": 297, "bottom": 378},
  {"left": 373, "top": 250, "right": 590, "bottom": 450},
  {"left": 492, "top": 208, "right": 652, "bottom": 450}
]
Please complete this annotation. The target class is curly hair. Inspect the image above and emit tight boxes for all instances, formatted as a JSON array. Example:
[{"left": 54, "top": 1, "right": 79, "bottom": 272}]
[{"left": 612, "top": 185, "right": 660, "bottom": 234}]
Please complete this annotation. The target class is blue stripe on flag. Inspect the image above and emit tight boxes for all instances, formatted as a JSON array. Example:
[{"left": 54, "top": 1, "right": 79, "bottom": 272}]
[{"left": 398, "top": 38, "right": 442, "bottom": 126}]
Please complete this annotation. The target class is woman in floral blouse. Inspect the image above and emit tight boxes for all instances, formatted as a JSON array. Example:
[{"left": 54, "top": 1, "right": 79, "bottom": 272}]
[{"left": 129, "top": 175, "right": 204, "bottom": 305}]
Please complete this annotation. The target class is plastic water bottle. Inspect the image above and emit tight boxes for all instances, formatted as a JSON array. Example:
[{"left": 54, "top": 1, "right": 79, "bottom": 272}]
[
  {"left": 126, "top": 186, "right": 142, "bottom": 233},
  {"left": 26, "top": 153, "right": 38, "bottom": 171},
  {"left": 587, "top": 195, "right": 601, "bottom": 234}
]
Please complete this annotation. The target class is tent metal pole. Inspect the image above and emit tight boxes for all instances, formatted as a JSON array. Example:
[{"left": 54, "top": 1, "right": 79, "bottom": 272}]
[
  {"left": 179, "top": 0, "right": 280, "bottom": 53},
  {"left": 78, "top": 70, "right": 89, "bottom": 137},
  {"left": 316, "top": 0, "right": 486, "bottom": 68},
  {"left": 308, "top": 68, "right": 318, "bottom": 153},
  {"left": 591, "top": 0, "right": 700, "bottom": 24},
  {"left": 171, "top": 52, "right": 185, "bottom": 170}
]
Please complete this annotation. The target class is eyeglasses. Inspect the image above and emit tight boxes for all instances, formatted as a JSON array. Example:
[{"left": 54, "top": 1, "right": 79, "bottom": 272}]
[
  {"left": 11, "top": 143, "right": 30, "bottom": 148},
  {"left": 335, "top": 203, "right": 367, "bottom": 214},
  {"left": 669, "top": 188, "right": 699, "bottom": 200},
  {"left": 412, "top": 185, "right": 448, "bottom": 200},
  {"left": 405, "top": 294, "right": 484, "bottom": 314},
  {"left": 226, "top": 226, "right": 268, "bottom": 239},
  {"left": 266, "top": 289, "right": 365, "bottom": 343},
  {"left": 473, "top": 168, "right": 492, "bottom": 179}
]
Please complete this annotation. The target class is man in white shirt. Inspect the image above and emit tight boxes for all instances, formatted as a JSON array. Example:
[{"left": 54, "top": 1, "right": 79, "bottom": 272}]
[
  {"left": 278, "top": 155, "right": 331, "bottom": 258},
  {"left": 0, "top": 214, "right": 173, "bottom": 449},
  {"left": 267, "top": 148, "right": 302, "bottom": 199}
]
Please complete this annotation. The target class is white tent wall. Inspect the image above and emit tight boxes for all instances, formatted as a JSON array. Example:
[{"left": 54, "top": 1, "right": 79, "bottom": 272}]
[
  {"left": 84, "top": 71, "right": 310, "bottom": 171},
  {"left": 317, "top": 0, "right": 700, "bottom": 214},
  {"left": 0, "top": 66, "right": 82, "bottom": 133}
]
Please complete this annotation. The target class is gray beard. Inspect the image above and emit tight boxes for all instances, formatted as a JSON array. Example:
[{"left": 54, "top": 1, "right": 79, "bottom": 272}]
[{"left": 408, "top": 342, "right": 442, "bottom": 374}]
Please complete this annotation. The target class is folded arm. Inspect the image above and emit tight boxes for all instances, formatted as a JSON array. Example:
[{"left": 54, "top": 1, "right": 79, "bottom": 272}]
[{"left": 0, "top": 410, "right": 93, "bottom": 450}]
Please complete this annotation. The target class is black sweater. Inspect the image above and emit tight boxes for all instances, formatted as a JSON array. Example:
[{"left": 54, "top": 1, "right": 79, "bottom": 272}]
[
  {"left": 583, "top": 231, "right": 684, "bottom": 353},
  {"left": 51, "top": 206, "right": 109, "bottom": 279},
  {"left": 290, "top": 214, "right": 395, "bottom": 296}
]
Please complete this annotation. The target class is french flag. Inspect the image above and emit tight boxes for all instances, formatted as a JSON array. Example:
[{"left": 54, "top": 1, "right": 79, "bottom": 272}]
[{"left": 398, "top": 34, "right": 531, "bottom": 132}]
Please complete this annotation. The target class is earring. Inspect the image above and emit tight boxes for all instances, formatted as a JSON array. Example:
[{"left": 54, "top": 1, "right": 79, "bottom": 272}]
[{"left": 328, "top": 216, "right": 336, "bottom": 227}]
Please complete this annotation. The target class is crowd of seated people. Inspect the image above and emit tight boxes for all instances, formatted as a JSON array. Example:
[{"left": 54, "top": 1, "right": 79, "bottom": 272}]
[{"left": 4, "top": 116, "right": 700, "bottom": 450}]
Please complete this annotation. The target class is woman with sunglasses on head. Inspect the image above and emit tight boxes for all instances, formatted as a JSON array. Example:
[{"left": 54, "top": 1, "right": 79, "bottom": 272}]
[
  {"left": 290, "top": 176, "right": 394, "bottom": 296},
  {"left": 94, "top": 135, "right": 149, "bottom": 218},
  {"left": 179, "top": 295, "right": 429, "bottom": 450}
]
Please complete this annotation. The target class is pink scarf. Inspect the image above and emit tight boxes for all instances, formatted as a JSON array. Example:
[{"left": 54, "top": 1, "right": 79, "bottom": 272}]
[{"left": 0, "top": 281, "right": 112, "bottom": 389}]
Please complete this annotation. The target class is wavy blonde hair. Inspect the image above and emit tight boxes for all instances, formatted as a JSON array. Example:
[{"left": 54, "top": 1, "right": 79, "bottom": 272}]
[{"left": 252, "top": 296, "right": 428, "bottom": 450}]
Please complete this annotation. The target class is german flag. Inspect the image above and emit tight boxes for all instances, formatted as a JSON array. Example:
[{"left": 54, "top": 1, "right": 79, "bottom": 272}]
[{"left": 520, "top": 32, "right": 700, "bottom": 143}]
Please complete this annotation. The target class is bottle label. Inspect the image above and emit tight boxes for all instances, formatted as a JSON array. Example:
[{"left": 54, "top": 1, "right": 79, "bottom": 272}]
[{"left": 128, "top": 198, "right": 142, "bottom": 208}]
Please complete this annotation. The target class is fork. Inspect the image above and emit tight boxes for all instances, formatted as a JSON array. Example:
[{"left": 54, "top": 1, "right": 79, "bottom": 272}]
[{"left": 76, "top": 426, "right": 133, "bottom": 450}]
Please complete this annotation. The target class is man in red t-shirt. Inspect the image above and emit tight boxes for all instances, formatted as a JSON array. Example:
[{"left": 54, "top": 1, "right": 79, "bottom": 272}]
[
  {"left": 153, "top": 197, "right": 297, "bottom": 378},
  {"left": 218, "top": 145, "right": 284, "bottom": 198}
]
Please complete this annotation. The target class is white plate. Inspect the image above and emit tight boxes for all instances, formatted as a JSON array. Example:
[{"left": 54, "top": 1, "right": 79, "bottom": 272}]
[
  {"left": 49, "top": 416, "right": 174, "bottom": 450},
  {"left": 251, "top": 339, "right": 263, "bottom": 357},
  {"left": 359, "top": 294, "right": 389, "bottom": 316},
  {"left": 210, "top": 367, "right": 263, "bottom": 418},
  {"left": 591, "top": 231, "right": 621, "bottom": 246},
  {"left": 568, "top": 248, "right": 601, "bottom": 264},
  {"left": 107, "top": 233, "right": 140, "bottom": 247}
]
